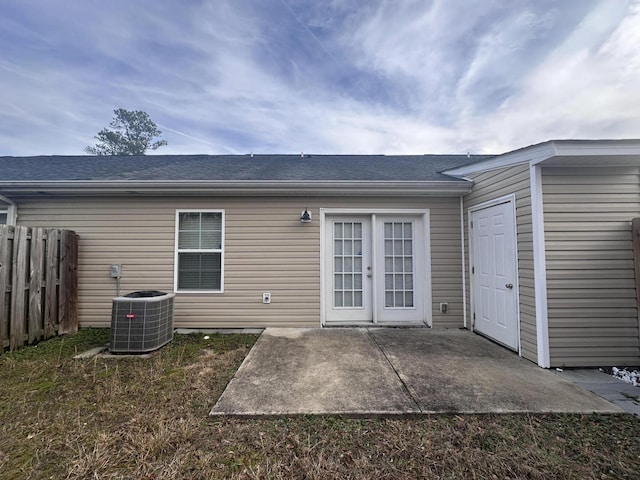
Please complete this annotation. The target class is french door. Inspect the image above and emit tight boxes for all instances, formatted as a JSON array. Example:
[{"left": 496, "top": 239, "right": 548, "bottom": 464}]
[{"left": 323, "top": 213, "right": 428, "bottom": 325}]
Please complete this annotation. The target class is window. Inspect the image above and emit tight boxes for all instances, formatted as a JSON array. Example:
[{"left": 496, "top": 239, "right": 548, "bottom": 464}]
[
  {"left": 175, "top": 210, "right": 224, "bottom": 292},
  {"left": 0, "top": 210, "right": 7, "bottom": 225}
]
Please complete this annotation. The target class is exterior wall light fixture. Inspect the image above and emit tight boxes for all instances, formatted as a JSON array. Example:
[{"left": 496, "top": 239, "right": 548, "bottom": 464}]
[{"left": 300, "top": 208, "right": 312, "bottom": 223}]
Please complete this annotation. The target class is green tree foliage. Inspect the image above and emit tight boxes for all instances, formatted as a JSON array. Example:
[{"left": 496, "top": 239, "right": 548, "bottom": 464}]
[{"left": 85, "top": 108, "right": 167, "bottom": 155}]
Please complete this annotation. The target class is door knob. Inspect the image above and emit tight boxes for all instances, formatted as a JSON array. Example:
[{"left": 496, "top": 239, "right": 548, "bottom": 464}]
[{"left": 506, "top": 283, "right": 513, "bottom": 289}]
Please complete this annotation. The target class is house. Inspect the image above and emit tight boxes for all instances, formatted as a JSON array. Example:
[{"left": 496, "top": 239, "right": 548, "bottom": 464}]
[{"left": 1, "top": 139, "right": 639, "bottom": 368}]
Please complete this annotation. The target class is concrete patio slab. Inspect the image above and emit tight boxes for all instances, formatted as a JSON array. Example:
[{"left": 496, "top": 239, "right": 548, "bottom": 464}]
[
  {"left": 369, "top": 328, "right": 619, "bottom": 414},
  {"left": 210, "top": 327, "right": 623, "bottom": 416},
  {"left": 210, "top": 328, "right": 420, "bottom": 415}
]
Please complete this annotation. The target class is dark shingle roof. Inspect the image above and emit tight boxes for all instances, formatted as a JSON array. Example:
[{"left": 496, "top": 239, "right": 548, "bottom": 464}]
[{"left": 0, "top": 154, "right": 493, "bottom": 183}]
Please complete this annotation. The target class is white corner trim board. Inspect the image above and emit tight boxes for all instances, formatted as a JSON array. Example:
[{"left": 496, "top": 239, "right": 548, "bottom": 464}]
[{"left": 529, "top": 164, "right": 551, "bottom": 368}]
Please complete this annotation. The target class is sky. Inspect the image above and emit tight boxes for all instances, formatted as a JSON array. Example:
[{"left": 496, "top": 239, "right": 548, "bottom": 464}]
[{"left": 1, "top": 0, "right": 639, "bottom": 156}]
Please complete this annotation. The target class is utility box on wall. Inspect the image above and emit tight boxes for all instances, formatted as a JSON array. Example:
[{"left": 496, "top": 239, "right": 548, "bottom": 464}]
[{"left": 110, "top": 291, "right": 175, "bottom": 354}]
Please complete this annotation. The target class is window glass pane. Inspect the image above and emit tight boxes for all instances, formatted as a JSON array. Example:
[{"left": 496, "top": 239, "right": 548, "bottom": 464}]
[
  {"left": 178, "top": 253, "right": 221, "bottom": 290},
  {"left": 179, "top": 212, "right": 222, "bottom": 249},
  {"left": 201, "top": 230, "right": 222, "bottom": 248},
  {"left": 334, "top": 274, "right": 343, "bottom": 289},
  {"left": 354, "top": 291, "right": 363, "bottom": 307},
  {"left": 334, "top": 292, "right": 343, "bottom": 307},
  {"left": 179, "top": 212, "right": 201, "bottom": 230},
  {"left": 385, "top": 239, "right": 392, "bottom": 255},
  {"left": 394, "top": 240, "right": 403, "bottom": 255},
  {"left": 334, "top": 240, "right": 342, "bottom": 255},
  {"left": 405, "top": 274, "right": 413, "bottom": 289},
  {"left": 354, "top": 274, "right": 362, "bottom": 289},
  {"left": 385, "top": 257, "right": 393, "bottom": 272},
  {"left": 344, "top": 274, "right": 353, "bottom": 289},
  {"left": 395, "top": 292, "right": 404, "bottom": 307},
  {"left": 404, "top": 258, "right": 413, "bottom": 272},
  {"left": 405, "top": 292, "right": 414, "bottom": 308},
  {"left": 0, "top": 212, "right": 7, "bottom": 225},
  {"left": 354, "top": 240, "right": 362, "bottom": 255},
  {"left": 334, "top": 223, "right": 343, "bottom": 239},
  {"left": 384, "top": 223, "right": 392, "bottom": 237},
  {"left": 385, "top": 274, "right": 393, "bottom": 290},
  {"left": 353, "top": 223, "right": 362, "bottom": 237},
  {"left": 344, "top": 223, "right": 352, "bottom": 238},
  {"left": 344, "top": 292, "right": 353, "bottom": 307},
  {"left": 394, "top": 223, "right": 402, "bottom": 237},
  {"left": 178, "top": 231, "right": 200, "bottom": 249},
  {"left": 334, "top": 257, "right": 343, "bottom": 273},
  {"left": 394, "top": 258, "right": 403, "bottom": 272},
  {"left": 404, "top": 240, "right": 412, "bottom": 255},
  {"left": 344, "top": 257, "right": 353, "bottom": 272},
  {"left": 404, "top": 223, "right": 412, "bottom": 238},
  {"left": 344, "top": 240, "right": 353, "bottom": 255},
  {"left": 385, "top": 291, "right": 394, "bottom": 308},
  {"left": 201, "top": 212, "right": 222, "bottom": 229},
  {"left": 353, "top": 257, "right": 362, "bottom": 272}
]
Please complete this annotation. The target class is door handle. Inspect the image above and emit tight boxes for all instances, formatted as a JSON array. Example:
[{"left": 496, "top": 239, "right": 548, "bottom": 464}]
[{"left": 506, "top": 283, "right": 513, "bottom": 289}]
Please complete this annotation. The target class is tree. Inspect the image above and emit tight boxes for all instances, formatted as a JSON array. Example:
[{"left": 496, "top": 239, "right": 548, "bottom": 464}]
[{"left": 85, "top": 108, "right": 167, "bottom": 155}]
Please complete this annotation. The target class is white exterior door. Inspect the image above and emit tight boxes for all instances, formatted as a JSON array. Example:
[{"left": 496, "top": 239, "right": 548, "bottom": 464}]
[
  {"left": 324, "top": 213, "right": 427, "bottom": 325},
  {"left": 324, "top": 216, "right": 373, "bottom": 322},
  {"left": 470, "top": 200, "right": 519, "bottom": 350}
]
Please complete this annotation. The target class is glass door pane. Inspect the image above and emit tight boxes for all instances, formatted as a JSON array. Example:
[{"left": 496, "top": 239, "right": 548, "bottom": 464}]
[
  {"left": 333, "top": 221, "right": 364, "bottom": 308},
  {"left": 383, "top": 222, "right": 414, "bottom": 308}
]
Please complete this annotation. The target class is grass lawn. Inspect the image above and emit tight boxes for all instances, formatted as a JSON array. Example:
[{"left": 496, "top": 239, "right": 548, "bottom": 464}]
[{"left": 1, "top": 329, "right": 639, "bottom": 479}]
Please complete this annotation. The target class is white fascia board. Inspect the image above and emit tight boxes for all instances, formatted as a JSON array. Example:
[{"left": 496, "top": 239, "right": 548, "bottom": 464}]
[
  {"left": 443, "top": 141, "right": 556, "bottom": 176},
  {"left": 443, "top": 139, "right": 640, "bottom": 176},
  {"left": 0, "top": 180, "right": 473, "bottom": 197},
  {"left": 550, "top": 139, "right": 640, "bottom": 158}
]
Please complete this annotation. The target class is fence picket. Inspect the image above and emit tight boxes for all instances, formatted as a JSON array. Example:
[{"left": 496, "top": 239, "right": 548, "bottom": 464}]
[
  {"left": 10, "top": 226, "right": 28, "bottom": 349},
  {"left": 44, "top": 229, "right": 59, "bottom": 339},
  {"left": 29, "top": 228, "right": 45, "bottom": 343}
]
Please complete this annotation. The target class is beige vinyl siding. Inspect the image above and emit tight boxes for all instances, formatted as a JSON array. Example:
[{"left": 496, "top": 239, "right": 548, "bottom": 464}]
[
  {"left": 15, "top": 195, "right": 464, "bottom": 329},
  {"left": 463, "top": 163, "right": 537, "bottom": 363},
  {"left": 542, "top": 166, "right": 640, "bottom": 367}
]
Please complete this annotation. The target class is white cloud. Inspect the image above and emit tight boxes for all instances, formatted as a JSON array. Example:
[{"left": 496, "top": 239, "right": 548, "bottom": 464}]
[{"left": 0, "top": 0, "right": 639, "bottom": 156}]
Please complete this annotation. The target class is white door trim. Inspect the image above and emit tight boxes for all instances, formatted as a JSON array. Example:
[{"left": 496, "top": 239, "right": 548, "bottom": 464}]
[
  {"left": 320, "top": 208, "right": 432, "bottom": 327},
  {"left": 468, "top": 194, "right": 521, "bottom": 354}
]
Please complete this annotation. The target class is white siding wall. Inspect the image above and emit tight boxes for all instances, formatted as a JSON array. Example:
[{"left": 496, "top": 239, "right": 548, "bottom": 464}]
[
  {"left": 463, "top": 164, "right": 537, "bottom": 363},
  {"left": 16, "top": 195, "right": 464, "bottom": 329},
  {"left": 543, "top": 166, "right": 640, "bottom": 366}
]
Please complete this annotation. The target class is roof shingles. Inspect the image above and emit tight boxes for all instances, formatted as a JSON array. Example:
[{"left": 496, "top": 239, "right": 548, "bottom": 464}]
[{"left": 0, "top": 154, "right": 492, "bottom": 183}]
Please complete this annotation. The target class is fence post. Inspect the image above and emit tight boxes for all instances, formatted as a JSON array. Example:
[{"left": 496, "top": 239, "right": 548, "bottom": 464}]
[
  {"left": 0, "top": 226, "right": 11, "bottom": 349},
  {"left": 58, "top": 230, "right": 79, "bottom": 335},
  {"left": 632, "top": 219, "right": 640, "bottom": 348}
]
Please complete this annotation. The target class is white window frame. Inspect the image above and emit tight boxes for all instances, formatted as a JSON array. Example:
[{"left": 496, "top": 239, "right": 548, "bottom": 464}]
[
  {"left": 174, "top": 209, "right": 225, "bottom": 293},
  {"left": 0, "top": 203, "right": 16, "bottom": 225}
]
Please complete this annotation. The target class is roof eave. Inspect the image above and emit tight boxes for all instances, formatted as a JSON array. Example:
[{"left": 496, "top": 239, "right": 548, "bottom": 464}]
[
  {"left": 0, "top": 180, "right": 473, "bottom": 197},
  {"left": 443, "top": 139, "right": 640, "bottom": 176}
]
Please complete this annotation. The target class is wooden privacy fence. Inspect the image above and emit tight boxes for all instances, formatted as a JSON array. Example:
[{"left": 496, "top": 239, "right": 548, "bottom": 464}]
[{"left": 0, "top": 225, "right": 79, "bottom": 351}]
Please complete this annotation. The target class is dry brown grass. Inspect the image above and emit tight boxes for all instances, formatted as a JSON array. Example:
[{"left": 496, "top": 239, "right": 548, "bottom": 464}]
[{"left": 1, "top": 329, "right": 639, "bottom": 479}]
